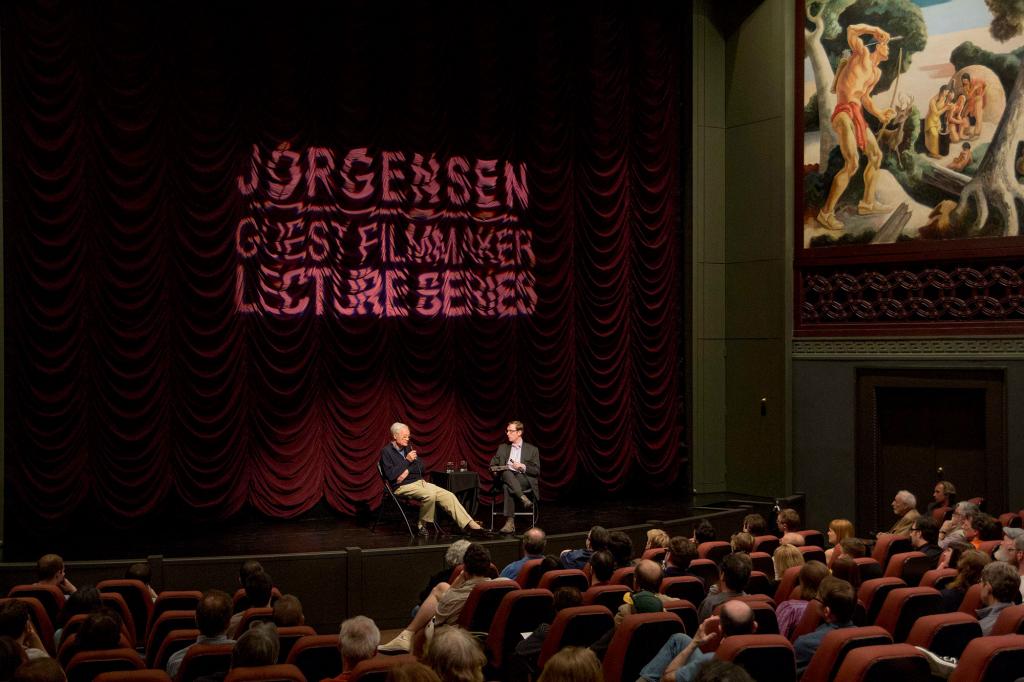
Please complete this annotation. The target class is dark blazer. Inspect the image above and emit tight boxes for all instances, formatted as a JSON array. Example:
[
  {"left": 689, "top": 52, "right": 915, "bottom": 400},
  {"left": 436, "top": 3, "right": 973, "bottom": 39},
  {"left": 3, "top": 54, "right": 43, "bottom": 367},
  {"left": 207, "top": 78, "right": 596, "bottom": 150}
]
[{"left": 491, "top": 442, "right": 540, "bottom": 496}]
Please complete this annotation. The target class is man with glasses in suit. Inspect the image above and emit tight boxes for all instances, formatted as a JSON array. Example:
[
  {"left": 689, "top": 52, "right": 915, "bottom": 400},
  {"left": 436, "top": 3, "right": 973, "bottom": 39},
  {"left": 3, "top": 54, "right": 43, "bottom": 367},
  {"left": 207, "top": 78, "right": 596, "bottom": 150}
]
[{"left": 490, "top": 421, "right": 540, "bottom": 534}]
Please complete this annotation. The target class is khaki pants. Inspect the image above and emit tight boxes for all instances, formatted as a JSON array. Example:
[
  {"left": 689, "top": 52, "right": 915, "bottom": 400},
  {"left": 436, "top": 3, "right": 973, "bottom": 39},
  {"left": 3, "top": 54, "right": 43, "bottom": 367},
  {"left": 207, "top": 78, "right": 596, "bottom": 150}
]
[{"left": 394, "top": 479, "right": 473, "bottom": 529}]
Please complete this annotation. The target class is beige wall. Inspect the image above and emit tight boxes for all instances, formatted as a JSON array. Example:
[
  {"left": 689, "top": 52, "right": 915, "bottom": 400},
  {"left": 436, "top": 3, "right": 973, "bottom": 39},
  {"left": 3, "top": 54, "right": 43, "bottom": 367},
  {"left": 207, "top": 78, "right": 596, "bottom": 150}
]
[{"left": 691, "top": 0, "right": 793, "bottom": 496}]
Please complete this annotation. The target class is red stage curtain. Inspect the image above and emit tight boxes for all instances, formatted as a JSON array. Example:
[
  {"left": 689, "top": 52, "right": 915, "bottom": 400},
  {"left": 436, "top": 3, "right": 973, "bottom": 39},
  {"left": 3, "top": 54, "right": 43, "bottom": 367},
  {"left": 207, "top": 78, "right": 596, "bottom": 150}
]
[{"left": 3, "top": 1, "right": 685, "bottom": 523}]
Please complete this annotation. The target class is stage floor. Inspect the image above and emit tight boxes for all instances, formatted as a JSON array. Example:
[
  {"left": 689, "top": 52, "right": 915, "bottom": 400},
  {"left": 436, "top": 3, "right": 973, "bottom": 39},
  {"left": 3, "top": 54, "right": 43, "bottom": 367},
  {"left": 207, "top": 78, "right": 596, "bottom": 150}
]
[{"left": 3, "top": 491, "right": 705, "bottom": 562}]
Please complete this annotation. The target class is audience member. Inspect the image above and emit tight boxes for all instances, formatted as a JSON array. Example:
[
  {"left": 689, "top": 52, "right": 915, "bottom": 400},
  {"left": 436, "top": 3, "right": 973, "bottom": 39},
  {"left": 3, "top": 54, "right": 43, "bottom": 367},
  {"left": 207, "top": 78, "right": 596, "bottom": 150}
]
[
  {"left": 229, "top": 571, "right": 274, "bottom": 637},
  {"left": 424, "top": 626, "right": 486, "bottom": 682},
  {"left": 793, "top": 577, "right": 856, "bottom": 672},
  {"left": 771, "top": 544, "right": 804, "bottom": 581},
  {"left": 910, "top": 516, "right": 943, "bottom": 567},
  {"left": 607, "top": 532, "right": 635, "bottom": 569},
  {"left": 325, "top": 616, "right": 379, "bottom": 682},
  {"left": 823, "top": 519, "right": 853, "bottom": 566},
  {"left": 729, "top": 533, "right": 753, "bottom": 555},
  {"left": 76, "top": 609, "right": 122, "bottom": 650},
  {"left": 937, "top": 540, "right": 973, "bottom": 571},
  {"left": 976, "top": 561, "right": 1021, "bottom": 635},
  {"left": 697, "top": 553, "right": 752, "bottom": 624},
  {"left": 742, "top": 514, "right": 766, "bottom": 537},
  {"left": 0, "top": 636, "right": 25, "bottom": 682},
  {"left": 646, "top": 529, "right": 670, "bottom": 553},
  {"left": 380, "top": 544, "right": 497, "bottom": 654},
  {"left": 53, "top": 585, "right": 100, "bottom": 649},
  {"left": 940, "top": 549, "right": 989, "bottom": 612},
  {"left": 589, "top": 550, "right": 615, "bottom": 586},
  {"left": 829, "top": 556, "right": 859, "bottom": 589},
  {"left": 499, "top": 528, "right": 547, "bottom": 580},
  {"left": 233, "top": 559, "right": 265, "bottom": 613},
  {"left": 614, "top": 560, "right": 668, "bottom": 625},
  {"left": 34, "top": 555, "right": 75, "bottom": 597},
  {"left": 512, "top": 587, "right": 582, "bottom": 678},
  {"left": 776, "top": 509, "right": 801, "bottom": 535},
  {"left": 692, "top": 520, "right": 715, "bottom": 545},
  {"left": 387, "top": 663, "right": 442, "bottom": 682},
  {"left": 886, "top": 490, "right": 919, "bottom": 535},
  {"left": 11, "top": 659, "right": 64, "bottom": 682},
  {"left": 124, "top": 562, "right": 158, "bottom": 602},
  {"left": 272, "top": 594, "right": 304, "bottom": 627},
  {"left": 230, "top": 621, "right": 279, "bottom": 670},
  {"left": 0, "top": 602, "right": 48, "bottom": 661},
  {"left": 537, "top": 647, "right": 603, "bottom": 682},
  {"left": 663, "top": 538, "right": 698, "bottom": 578},
  {"left": 779, "top": 532, "right": 805, "bottom": 547},
  {"left": 167, "top": 589, "right": 235, "bottom": 679},
  {"left": 775, "top": 561, "right": 828, "bottom": 639},
  {"left": 561, "top": 526, "right": 610, "bottom": 570},
  {"left": 927, "top": 481, "right": 957, "bottom": 515},
  {"left": 420, "top": 540, "right": 471, "bottom": 604},
  {"left": 639, "top": 601, "right": 756, "bottom": 682},
  {"left": 837, "top": 537, "right": 866, "bottom": 560},
  {"left": 995, "top": 527, "right": 1023, "bottom": 563},
  {"left": 939, "top": 501, "right": 978, "bottom": 548},
  {"left": 1016, "top": 534, "right": 1024, "bottom": 601},
  {"left": 976, "top": 514, "right": 1004, "bottom": 543}
]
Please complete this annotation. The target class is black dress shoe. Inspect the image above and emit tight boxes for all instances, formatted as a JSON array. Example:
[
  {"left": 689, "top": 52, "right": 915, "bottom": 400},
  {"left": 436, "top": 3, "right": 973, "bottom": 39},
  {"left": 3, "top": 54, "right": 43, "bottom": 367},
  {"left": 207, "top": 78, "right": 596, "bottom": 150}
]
[{"left": 465, "top": 525, "right": 490, "bottom": 538}]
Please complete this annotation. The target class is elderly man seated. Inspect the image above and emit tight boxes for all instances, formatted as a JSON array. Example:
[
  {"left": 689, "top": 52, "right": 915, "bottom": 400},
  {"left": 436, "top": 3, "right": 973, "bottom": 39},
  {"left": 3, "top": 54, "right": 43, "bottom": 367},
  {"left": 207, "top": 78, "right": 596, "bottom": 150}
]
[{"left": 887, "top": 490, "right": 920, "bottom": 535}]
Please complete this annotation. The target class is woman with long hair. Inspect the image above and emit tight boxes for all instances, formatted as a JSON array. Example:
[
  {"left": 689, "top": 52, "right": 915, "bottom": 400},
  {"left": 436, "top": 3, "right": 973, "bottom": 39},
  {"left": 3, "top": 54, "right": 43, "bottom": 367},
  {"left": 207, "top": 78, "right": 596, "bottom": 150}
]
[
  {"left": 940, "top": 548, "right": 990, "bottom": 612},
  {"left": 776, "top": 561, "right": 829, "bottom": 638},
  {"left": 772, "top": 543, "right": 805, "bottom": 582},
  {"left": 823, "top": 519, "right": 854, "bottom": 567}
]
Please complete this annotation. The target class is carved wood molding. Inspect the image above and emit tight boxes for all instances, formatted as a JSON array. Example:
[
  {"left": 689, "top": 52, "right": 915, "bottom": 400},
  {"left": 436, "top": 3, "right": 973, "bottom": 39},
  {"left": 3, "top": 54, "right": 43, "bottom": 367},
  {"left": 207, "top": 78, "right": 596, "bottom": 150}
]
[{"left": 792, "top": 337, "right": 1024, "bottom": 360}]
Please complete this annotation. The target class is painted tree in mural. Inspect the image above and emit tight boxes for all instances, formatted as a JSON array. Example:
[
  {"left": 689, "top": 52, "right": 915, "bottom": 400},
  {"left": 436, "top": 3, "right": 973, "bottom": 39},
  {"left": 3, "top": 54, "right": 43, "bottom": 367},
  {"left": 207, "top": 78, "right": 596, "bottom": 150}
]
[
  {"left": 954, "top": 0, "right": 1024, "bottom": 236},
  {"left": 805, "top": 0, "right": 857, "bottom": 161}
]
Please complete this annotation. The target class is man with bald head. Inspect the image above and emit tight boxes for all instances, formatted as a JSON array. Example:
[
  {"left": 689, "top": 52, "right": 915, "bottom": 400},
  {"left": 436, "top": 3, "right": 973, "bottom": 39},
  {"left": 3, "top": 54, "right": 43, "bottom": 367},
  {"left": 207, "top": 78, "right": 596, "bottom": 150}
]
[
  {"left": 499, "top": 527, "right": 547, "bottom": 580},
  {"left": 614, "top": 559, "right": 671, "bottom": 625},
  {"left": 639, "top": 600, "right": 756, "bottom": 682}
]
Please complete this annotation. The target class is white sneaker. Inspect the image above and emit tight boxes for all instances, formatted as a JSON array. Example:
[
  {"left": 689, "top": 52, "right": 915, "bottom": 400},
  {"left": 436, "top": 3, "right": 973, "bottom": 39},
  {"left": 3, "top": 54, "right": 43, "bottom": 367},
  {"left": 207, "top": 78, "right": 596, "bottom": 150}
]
[{"left": 378, "top": 629, "right": 413, "bottom": 652}]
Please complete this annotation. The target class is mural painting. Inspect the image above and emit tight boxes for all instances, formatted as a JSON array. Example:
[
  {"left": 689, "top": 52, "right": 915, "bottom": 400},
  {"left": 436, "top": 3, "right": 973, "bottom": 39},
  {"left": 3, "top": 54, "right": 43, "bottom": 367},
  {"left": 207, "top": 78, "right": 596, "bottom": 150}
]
[{"left": 802, "top": 0, "right": 1024, "bottom": 249}]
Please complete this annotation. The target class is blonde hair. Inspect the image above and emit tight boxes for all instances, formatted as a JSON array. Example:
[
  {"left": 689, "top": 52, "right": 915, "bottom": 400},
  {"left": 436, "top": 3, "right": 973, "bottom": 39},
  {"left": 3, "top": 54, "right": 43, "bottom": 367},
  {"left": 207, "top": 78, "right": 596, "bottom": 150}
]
[
  {"left": 828, "top": 519, "right": 854, "bottom": 546},
  {"left": 773, "top": 544, "right": 805, "bottom": 581},
  {"left": 538, "top": 647, "right": 603, "bottom": 682},
  {"left": 646, "top": 529, "right": 670, "bottom": 550}
]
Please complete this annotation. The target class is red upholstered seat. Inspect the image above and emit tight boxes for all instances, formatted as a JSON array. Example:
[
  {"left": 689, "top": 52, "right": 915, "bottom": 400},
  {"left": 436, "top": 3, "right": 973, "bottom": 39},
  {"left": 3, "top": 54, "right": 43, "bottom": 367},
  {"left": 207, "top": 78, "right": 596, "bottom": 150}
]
[
  {"left": 537, "top": 569, "right": 589, "bottom": 593},
  {"left": 145, "top": 609, "right": 198, "bottom": 666},
  {"left": 97, "top": 579, "right": 154, "bottom": 646},
  {"left": 537, "top": 605, "right": 615, "bottom": 668},
  {"left": 148, "top": 591, "right": 201, "bottom": 638},
  {"left": 949, "top": 634, "right": 1024, "bottom": 682},
  {"left": 65, "top": 648, "right": 145, "bottom": 682},
  {"left": 660, "top": 599, "right": 697, "bottom": 636},
  {"left": 285, "top": 634, "right": 342, "bottom": 682},
  {"left": 855, "top": 577, "right": 905, "bottom": 625},
  {"left": 514, "top": 559, "right": 545, "bottom": 588},
  {"left": 749, "top": 552, "right": 774, "bottom": 577},
  {"left": 483, "top": 588, "right": 553, "bottom": 669},
  {"left": 697, "top": 541, "right": 731, "bottom": 565},
  {"left": 583, "top": 585, "right": 630, "bottom": 613},
  {"left": 873, "top": 587, "right": 943, "bottom": 642},
  {"left": 931, "top": 506, "right": 951, "bottom": 523},
  {"left": 746, "top": 571, "right": 774, "bottom": 597},
  {"left": 991, "top": 603, "right": 1024, "bottom": 635},
  {"left": 958, "top": 582, "right": 984, "bottom": 616},
  {"left": 224, "top": 664, "right": 307, "bottom": 682},
  {"left": 642, "top": 548, "right": 667, "bottom": 562},
  {"left": 883, "top": 551, "right": 931, "bottom": 587},
  {"left": 0, "top": 597, "right": 55, "bottom": 655},
  {"left": 905, "top": 612, "right": 982, "bottom": 660},
  {"left": 688, "top": 560, "right": 719, "bottom": 592},
  {"left": 976, "top": 539, "right": 1001, "bottom": 556},
  {"left": 610, "top": 566, "right": 636, "bottom": 588},
  {"left": 871, "top": 534, "right": 911, "bottom": 566},
  {"left": 58, "top": 632, "right": 134, "bottom": 669},
  {"left": 95, "top": 671, "right": 172, "bottom": 682},
  {"left": 789, "top": 599, "right": 824, "bottom": 643},
  {"left": 800, "top": 626, "right": 892, "bottom": 682},
  {"left": 919, "top": 567, "right": 957, "bottom": 589},
  {"left": 660, "top": 576, "right": 705, "bottom": 605},
  {"left": 99, "top": 592, "right": 137, "bottom": 648},
  {"left": 833, "top": 643, "right": 929, "bottom": 682},
  {"left": 773, "top": 566, "right": 802, "bottom": 604},
  {"left": 797, "top": 530, "right": 826, "bottom": 548},
  {"left": 8, "top": 584, "right": 65, "bottom": 627},
  {"left": 602, "top": 612, "right": 684, "bottom": 682},
  {"left": 276, "top": 625, "right": 317, "bottom": 663},
  {"left": 798, "top": 546, "right": 827, "bottom": 564},
  {"left": 753, "top": 536, "right": 780, "bottom": 555},
  {"left": 456, "top": 580, "right": 519, "bottom": 632},
  {"left": 150, "top": 628, "right": 200, "bottom": 671},
  {"left": 348, "top": 655, "right": 417, "bottom": 682},
  {"left": 177, "top": 642, "right": 235, "bottom": 682},
  {"left": 232, "top": 607, "right": 273, "bottom": 639},
  {"left": 852, "top": 558, "right": 883, "bottom": 584},
  {"left": 715, "top": 634, "right": 795, "bottom": 681}
]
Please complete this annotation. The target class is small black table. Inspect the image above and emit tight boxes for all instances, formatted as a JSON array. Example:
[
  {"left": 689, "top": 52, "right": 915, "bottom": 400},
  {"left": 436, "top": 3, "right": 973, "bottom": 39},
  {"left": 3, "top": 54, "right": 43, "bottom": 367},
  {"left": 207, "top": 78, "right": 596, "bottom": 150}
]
[{"left": 432, "top": 470, "right": 480, "bottom": 517}]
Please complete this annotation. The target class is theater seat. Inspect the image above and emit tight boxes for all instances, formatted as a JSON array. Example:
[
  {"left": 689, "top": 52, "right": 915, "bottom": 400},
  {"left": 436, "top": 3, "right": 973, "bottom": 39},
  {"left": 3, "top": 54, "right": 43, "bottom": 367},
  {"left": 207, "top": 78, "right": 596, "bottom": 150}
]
[
  {"left": 150, "top": 628, "right": 200, "bottom": 671},
  {"left": 537, "top": 605, "right": 615, "bottom": 668},
  {"left": 883, "top": 552, "right": 931, "bottom": 587},
  {"left": 177, "top": 642, "right": 235, "bottom": 682},
  {"left": 583, "top": 585, "right": 630, "bottom": 613},
  {"left": 871, "top": 534, "right": 911, "bottom": 566},
  {"left": 852, "top": 558, "right": 883, "bottom": 584},
  {"left": 660, "top": 576, "right": 705, "bottom": 605},
  {"left": 276, "top": 625, "right": 317, "bottom": 663},
  {"left": 798, "top": 530, "right": 826, "bottom": 548},
  {"left": 0, "top": 597, "right": 55, "bottom": 655},
  {"left": 855, "top": 577, "right": 905, "bottom": 626},
  {"left": 715, "top": 634, "right": 795, "bottom": 681},
  {"left": 774, "top": 566, "right": 802, "bottom": 604},
  {"left": 660, "top": 599, "right": 697, "bottom": 636},
  {"left": 348, "top": 654, "right": 417, "bottom": 682},
  {"left": 746, "top": 571, "right": 774, "bottom": 597},
  {"left": 697, "top": 541, "right": 731, "bottom": 565},
  {"left": 483, "top": 588, "right": 553, "bottom": 669},
  {"left": 457, "top": 581, "right": 519, "bottom": 632},
  {"left": 148, "top": 591, "right": 201, "bottom": 637},
  {"left": 873, "top": 587, "right": 943, "bottom": 642},
  {"left": 514, "top": 559, "right": 545, "bottom": 588},
  {"left": 949, "top": 634, "right": 1024, "bottom": 682},
  {"left": 800, "top": 626, "right": 892, "bottom": 682},
  {"left": 789, "top": 600, "right": 824, "bottom": 643},
  {"left": 976, "top": 540, "right": 1001, "bottom": 557},
  {"left": 687, "top": 560, "right": 719, "bottom": 592},
  {"left": 95, "top": 671, "right": 172, "bottom": 682},
  {"left": 225, "top": 664, "right": 307, "bottom": 682},
  {"left": 958, "top": 583, "right": 984, "bottom": 616},
  {"left": 749, "top": 552, "right": 775, "bottom": 577},
  {"left": 537, "top": 569, "right": 589, "bottom": 593},
  {"left": 8, "top": 584, "right": 65, "bottom": 627},
  {"left": 145, "top": 610, "right": 198, "bottom": 667},
  {"left": 798, "top": 546, "right": 827, "bottom": 564},
  {"left": 642, "top": 548, "right": 666, "bottom": 562},
  {"left": 832, "top": 643, "right": 929, "bottom": 682},
  {"left": 65, "top": 648, "right": 145, "bottom": 682},
  {"left": 610, "top": 566, "right": 636, "bottom": 588},
  {"left": 286, "top": 635, "right": 342, "bottom": 682},
  {"left": 919, "top": 568, "right": 957, "bottom": 589},
  {"left": 232, "top": 607, "right": 273, "bottom": 639},
  {"left": 602, "top": 612, "right": 684, "bottom": 682},
  {"left": 753, "top": 536, "right": 780, "bottom": 555},
  {"left": 991, "top": 603, "right": 1024, "bottom": 635},
  {"left": 97, "top": 579, "right": 154, "bottom": 646},
  {"left": 905, "top": 612, "right": 981, "bottom": 660}
]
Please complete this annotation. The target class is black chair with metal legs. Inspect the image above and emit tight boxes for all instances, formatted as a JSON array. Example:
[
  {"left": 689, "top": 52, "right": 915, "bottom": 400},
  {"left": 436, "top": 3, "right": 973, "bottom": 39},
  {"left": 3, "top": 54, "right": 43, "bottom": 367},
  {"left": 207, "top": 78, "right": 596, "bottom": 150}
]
[
  {"left": 371, "top": 462, "right": 440, "bottom": 537},
  {"left": 489, "top": 471, "right": 538, "bottom": 531}
]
